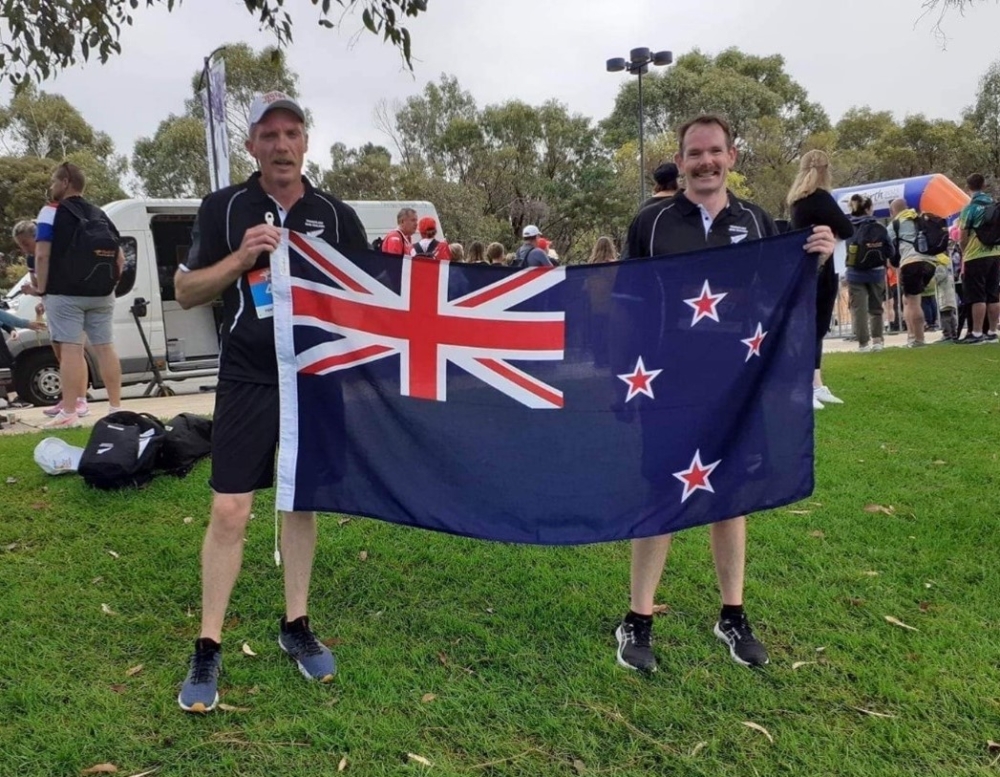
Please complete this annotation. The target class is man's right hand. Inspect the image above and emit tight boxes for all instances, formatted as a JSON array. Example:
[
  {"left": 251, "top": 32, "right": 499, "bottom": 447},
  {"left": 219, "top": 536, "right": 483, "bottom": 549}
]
[{"left": 235, "top": 224, "right": 282, "bottom": 271}]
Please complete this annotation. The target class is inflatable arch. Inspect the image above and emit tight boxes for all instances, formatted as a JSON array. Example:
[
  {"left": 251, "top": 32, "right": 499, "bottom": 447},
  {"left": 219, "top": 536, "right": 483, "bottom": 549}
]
[{"left": 831, "top": 174, "right": 969, "bottom": 221}]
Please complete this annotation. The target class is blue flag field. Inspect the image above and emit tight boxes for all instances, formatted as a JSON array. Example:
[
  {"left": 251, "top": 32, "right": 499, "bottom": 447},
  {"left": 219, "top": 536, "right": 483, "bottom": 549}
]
[{"left": 271, "top": 231, "right": 817, "bottom": 544}]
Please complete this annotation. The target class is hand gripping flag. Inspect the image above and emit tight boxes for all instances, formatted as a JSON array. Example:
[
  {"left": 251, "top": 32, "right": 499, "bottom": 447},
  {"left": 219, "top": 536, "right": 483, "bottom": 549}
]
[{"left": 272, "top": 231, "right": 816, "bottom": 544}]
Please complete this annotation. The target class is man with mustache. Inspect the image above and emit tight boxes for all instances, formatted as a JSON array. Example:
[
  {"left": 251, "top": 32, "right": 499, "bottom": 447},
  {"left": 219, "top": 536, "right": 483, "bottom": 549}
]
[
  {"left": 173, "top": 91, "right": 369, "bottom": 712},
  {"left": 614, "top": 114, "right": 835, "bottom": 674}
]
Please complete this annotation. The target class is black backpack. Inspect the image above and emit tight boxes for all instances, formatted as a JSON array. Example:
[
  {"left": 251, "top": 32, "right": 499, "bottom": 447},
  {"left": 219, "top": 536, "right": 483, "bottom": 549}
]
[
  {"left": 847, "top": 220, "right": 893, "bottom": 271},
  {"left": 894, "top": 212, "right": 949, "bottom": 256},
  {"left": 60, "top": 199, "right": 120, "bottom": 296},
  {"left": 157, "top": 413, "right": 212, "bottom": 476},
  {"left": 371, "top": 236, "right": 384, "bottom": 251},
  {"left": 78, "top": 411, "right": 166, "bottom": 489},
  {"left": 974, "top": 202, "right": 1000, "bottom": 247},
  {"left": 413, "top": 238, "right": 439, "bottom": 259}
]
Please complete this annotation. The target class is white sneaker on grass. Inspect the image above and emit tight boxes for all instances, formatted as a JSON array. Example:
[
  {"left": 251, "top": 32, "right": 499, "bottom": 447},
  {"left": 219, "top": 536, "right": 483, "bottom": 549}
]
[
  {"left": 812, "top": 395, "right": 824, "bottom": 410},
  {"left": 814, "top": 386, "right": 843, "bottom": 405}
]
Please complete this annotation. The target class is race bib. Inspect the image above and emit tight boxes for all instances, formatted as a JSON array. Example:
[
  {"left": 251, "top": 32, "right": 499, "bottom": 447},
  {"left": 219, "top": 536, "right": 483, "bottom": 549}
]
[{"left": 247, "top": 267, "right": 273, "bottom": 319}]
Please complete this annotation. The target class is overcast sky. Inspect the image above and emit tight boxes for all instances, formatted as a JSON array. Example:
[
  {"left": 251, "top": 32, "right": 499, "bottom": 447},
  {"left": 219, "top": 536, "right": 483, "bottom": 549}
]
[{"left": 6, "top": 0, "right": 1000, "bottom": 173}]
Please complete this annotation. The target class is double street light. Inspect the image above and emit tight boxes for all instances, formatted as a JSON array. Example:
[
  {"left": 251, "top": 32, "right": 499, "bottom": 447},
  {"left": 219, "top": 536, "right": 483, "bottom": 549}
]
[{"left": 607, "top": 48, "right": 673, "bottom": 206}]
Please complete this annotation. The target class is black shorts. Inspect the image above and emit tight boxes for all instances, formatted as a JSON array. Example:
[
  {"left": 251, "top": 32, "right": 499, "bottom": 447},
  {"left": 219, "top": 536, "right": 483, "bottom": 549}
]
[
  {"left": 210, "top": 380, "right": 280, "bottom": 493},
  {"left": 963, "top": 256, "right": 1000, "bottom": 305},
  {"left": 901, "top": 262, "right": 935, "bottom": 296}
]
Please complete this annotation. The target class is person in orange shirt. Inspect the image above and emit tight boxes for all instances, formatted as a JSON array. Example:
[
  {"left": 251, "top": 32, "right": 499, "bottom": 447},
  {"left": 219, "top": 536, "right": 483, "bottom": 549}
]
[{"left": 380, "top": 208, "right": 417, "bottom": 257}]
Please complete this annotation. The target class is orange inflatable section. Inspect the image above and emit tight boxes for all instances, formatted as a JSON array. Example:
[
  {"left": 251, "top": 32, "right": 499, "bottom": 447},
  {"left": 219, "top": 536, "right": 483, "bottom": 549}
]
[{"left": 920, "top": 175, "right": 969, "bottom": 219}]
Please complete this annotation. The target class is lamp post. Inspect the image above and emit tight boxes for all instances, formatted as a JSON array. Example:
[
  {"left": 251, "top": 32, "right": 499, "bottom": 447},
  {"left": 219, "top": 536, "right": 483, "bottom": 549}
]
[{"left": 607, "top": 48, "right": 673, "bottom": 206}]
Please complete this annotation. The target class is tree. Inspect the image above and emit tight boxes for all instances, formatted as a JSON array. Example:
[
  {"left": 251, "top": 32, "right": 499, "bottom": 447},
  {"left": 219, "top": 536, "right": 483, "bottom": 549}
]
[
  {"left": 963, "top": 59, "right": 1000, "bottom": 181},
  {"left": 132, "top": 42, "right": 301, "bottom": 197},
  {"left": 0, "top": 0, "right": 428, "bottom": 86}
]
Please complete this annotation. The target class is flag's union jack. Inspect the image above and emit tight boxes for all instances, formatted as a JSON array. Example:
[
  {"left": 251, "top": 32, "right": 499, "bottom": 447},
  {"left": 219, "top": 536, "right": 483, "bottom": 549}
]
[{"left": 287, "top": 232, "right": 567, "bottom": 409}]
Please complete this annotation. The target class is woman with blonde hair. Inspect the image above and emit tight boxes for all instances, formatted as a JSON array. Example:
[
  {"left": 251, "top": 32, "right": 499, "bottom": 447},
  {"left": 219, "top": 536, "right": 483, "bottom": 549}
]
[
  {"left": 787, "top": 150, "right": 854, "bottom": 410},
  {"left": 467, "top": 241, "right": 487, "bottom": 264},
  {"left": 588, "top": 235, "right": 618, "bottom": 264}
]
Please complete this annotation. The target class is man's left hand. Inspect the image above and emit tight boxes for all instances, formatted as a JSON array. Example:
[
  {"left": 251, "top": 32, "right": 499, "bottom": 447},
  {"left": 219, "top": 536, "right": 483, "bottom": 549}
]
[{"left": 804, "top": 225, "right": 836, "bottom": 259}]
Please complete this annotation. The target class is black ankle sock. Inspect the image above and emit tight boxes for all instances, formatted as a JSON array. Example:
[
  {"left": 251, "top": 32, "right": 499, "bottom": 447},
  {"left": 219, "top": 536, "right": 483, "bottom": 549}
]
[
  {"left": 720, "top": 604, "right": 744, "bottom": 621},
  {"left": 195, "top": 637, "right": 220, "bottom": 653},
  {"left": 625, "top": 610, "right": 653, "bottom": 624}
]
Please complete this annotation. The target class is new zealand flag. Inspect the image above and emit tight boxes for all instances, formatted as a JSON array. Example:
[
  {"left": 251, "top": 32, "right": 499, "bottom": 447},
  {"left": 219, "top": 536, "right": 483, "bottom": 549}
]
[{"left": 272, "top": 230, "right": 816, "bottom": 544}]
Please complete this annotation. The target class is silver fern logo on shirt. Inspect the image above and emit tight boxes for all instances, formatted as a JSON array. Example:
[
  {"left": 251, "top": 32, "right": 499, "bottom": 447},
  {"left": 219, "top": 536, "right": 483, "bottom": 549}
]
[
  {"left": 304, "top": 218, "right": 325, "bottom": 237},
  {"left": 728, "top": 225, "right": 749, "bottom": 244}
]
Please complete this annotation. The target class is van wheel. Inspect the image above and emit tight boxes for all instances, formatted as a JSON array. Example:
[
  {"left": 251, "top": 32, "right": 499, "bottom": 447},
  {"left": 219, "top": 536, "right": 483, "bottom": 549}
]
[{"left": 13, "top": 350, "right": 62, "bottom": 407}]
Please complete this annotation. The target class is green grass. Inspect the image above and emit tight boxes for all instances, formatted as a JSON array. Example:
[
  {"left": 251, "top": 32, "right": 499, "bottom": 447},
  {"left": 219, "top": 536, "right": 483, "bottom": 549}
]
[{"left": 2, "top": 345, "right": 1000, "bottom": 776}]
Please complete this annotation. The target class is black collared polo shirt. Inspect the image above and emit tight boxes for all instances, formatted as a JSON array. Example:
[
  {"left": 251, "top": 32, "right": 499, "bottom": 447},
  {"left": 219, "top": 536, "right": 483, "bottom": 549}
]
[
  {"left": 626, "top": 191, "right": 778, "bottom": 260},
  {"left": 186, "top": 172, "right": 369, "bottom": 385}
]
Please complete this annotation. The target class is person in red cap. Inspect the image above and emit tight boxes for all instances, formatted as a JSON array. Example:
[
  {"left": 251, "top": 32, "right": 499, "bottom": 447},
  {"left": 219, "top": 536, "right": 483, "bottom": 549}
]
[{"left": 413, "top": 217, "right": 452, "bottom": 261}]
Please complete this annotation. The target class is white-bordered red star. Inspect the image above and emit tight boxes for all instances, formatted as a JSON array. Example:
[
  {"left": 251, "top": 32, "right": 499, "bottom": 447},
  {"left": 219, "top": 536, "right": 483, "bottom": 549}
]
[
  {"left": 617, "top": 356, "right": 662, "bottom": 402},
  {"left": 684, "top": 280, "right": 727, "bottom": 326},
  {"left": 673, "top": 449, "right": 722, "bottom": 503},
  {"left": 740, "top": 322, "right": 768, "bottom": 362}
]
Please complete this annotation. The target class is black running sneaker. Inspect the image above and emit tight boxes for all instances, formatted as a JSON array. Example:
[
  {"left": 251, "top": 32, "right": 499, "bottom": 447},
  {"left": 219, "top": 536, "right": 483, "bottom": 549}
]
[
  {"left": 713, "top": 613, "right": 769, "bottom": 667},
  {"left": 178, "top": 638, "right": 222, "bottom": 713},
  {"left": 615, "top": 617, "right": 657, "bottom": 673},
  {"left": 278, "top": 615, "right": 336, "bottom": 682}
]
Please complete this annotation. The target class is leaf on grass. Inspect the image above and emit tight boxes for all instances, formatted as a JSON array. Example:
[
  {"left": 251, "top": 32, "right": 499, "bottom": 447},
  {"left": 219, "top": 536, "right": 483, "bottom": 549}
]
[
  {"left": 741, "top": 721, "right": 774, "bottom": 743},
  {"left": 183, "top": 516, "right": 193, "bottom": 524},
  {"left": 338, "top": 517, "right": 351, "bottom": 526},
  {"left": 81, "top": 764, "right": 118, "bottom": 774},
  {"left": 925, "top": 581, "right": 934, "bottom": 589},
  {"left": 932, "top": 460, "right": 946, "bottom": 465},
  {"left": 30, "top": 502, "right": 48, "bottom": 510},
  {"left": 92, "top": 576, "right": 103, "bottom": 584},
  {"left": 786, "top": 509, "right": 811, "bottom": 515},
  {"left": 241, "top": 643, "right": 258, "bottom": 656},
  {"left": 109, "top": 684, "right": 126, "bottom": 694},
  {"left": 107, "top": 550, "right": 120, "bottom": 559},
  {"left": 421, "top": 693, "right": 436, "bottom": 703},
  {"left": 809, "top": 501, "right": 823, "bottom": 507},
  {"left": 218, "top": 703, "right": 251, "bottom": 712},
  {"left": 406, "top": 753, "right": 432, "bottom": 766},
  {"left": 864, "top": 504, "right": 894, "bottom": 515},
  {"left": 815, "top": 646, "right": 826, "bottom": 653},
  {"left": 809, "top": 530, "right": 825, "bottom": 539},
  {"left": 918, "top": 601, "right": 931, "bottom": 613},
  {"left": 4, "top": 542, "right": 18, "bottom": 551},
  {"left": 338, "top": 756, "right": 348, "bottom": 772},
  {"left": 848, "top": 598, "right": 865, "bottom": 607},
  {"left": 125, "top": 664, "right": 144, "bottom": 677},
  {"left": 101, "top": 603, "right": 117, "bottom": 616},
  {"left": 885, "top": 615, "right": 918, "bottom": 632},
  {"left": 322, "top": 637, "right": 344, "bottom": 648},
  {"left": 125, "top": 770, "right": 159, "bottom": 777},
  {"left": 862, "top": 571, "right": 880, "bottom": 577},
  {"left": 572, "top": 759, "right": 586, "bottom": 775},
  {"left": 358, "top": 550, "right": 368, "bottom": 561},
  {"left": 792, "top": 661, "right": 817, "bottom": 670},
  {"left": 6, "top": 476, "right": 17, "bottom": 484},
  {"left": 651, "top": 604, "right": 670, "bottom": 616},
  {"left": 690, "top": 741, "right": 707, "bottom": 757},
  {"left": 851, "top": 706, "right": 895, "bottom": 719},
  {"left": 485, "top": 607, "right": 494, "bottom": 614},
  {"left": 988, "top": 740, "right": 1000, "bottom": 752},
  {"left": 437, "top": 651, "right": 448, "bottom": 666}
]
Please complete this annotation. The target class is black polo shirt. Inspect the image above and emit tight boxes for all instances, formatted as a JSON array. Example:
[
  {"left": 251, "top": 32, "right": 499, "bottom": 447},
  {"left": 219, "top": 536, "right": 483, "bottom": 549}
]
[
  {"left": 626, "top": 190, "right": 778, "bottom": 260},
  {"left": 186, "top": 172, "right": 369, "bottom": 385}
]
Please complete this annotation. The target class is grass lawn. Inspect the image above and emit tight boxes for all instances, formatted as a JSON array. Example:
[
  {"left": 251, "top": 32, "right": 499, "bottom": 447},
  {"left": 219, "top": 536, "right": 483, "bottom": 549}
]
[{"left": 1, "top": 345, "right": 999, "bottom": 776}]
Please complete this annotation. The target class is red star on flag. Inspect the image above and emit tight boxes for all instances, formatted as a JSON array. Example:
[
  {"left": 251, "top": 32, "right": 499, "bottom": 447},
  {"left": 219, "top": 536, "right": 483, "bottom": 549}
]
[
  {"left": 673, "top": 449, "right": 722, "bottom": 503},
  {"left": 684, "top": 280, "right": 727, "bottom": 326},
  {"left": 617, "top": 356, "right": 662, "bottom": 402},
  {"left": 740, "top": 322, "right": 768, "bottom": 362}
]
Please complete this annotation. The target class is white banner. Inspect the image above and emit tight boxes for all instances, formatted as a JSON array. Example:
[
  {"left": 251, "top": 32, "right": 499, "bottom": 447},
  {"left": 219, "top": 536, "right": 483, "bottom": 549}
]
[{"left": 200, "top": 58, "right": 230, "bottom": 191}]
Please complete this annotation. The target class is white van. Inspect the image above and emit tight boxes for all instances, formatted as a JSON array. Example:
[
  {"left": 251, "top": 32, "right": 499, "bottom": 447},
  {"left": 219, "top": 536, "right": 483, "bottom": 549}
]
[{"left": 0, "top": 198, "right": 441, "bottom": 406}]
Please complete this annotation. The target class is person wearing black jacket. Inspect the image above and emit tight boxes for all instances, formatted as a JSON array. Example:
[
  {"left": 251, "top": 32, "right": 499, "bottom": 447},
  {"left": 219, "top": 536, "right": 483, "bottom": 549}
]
[
  {"left": 787, "top": 150, "right": 854, "bottom": 409},
  {"left": 614, "top": 114, "right": 836, "bottom": 675},
  {"left": 173, "top": 92, "right": 369, "bottom": 713}
]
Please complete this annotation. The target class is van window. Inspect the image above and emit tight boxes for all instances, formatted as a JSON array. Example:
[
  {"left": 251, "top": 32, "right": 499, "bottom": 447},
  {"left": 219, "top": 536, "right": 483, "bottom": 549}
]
[
  {"left": 116, "top": 237, "right": 138, "bottom": 298},
  {"left": 151, "top": 215, "right": 197, "bottom": 302}
]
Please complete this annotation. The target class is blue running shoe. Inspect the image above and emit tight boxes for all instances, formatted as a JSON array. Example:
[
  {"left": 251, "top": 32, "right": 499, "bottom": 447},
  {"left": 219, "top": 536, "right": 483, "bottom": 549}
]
[
  {"left": 178, "top": 638, "right": 222, "bottom": 713},
  {"left": 278, "top": 616, "right": 336, "bottom": 682}
]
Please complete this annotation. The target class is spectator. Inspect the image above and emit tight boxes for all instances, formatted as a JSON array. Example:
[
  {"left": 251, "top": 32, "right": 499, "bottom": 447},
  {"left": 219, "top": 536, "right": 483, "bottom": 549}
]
[
  {"left": 413, "top": 217, "right": 452, "bottom": 261},
  {"left": 887, "top": 198, "right": 937, "bottom": 347},
  {"left": 957, "top": 173, "right": 1000, "bottom": 344},
  {"left": 467, "top": 241, "right": 487, "bottom": 264},
  {"left": 950, "top": 229, "right": 971, "bottom": 339},
  {"left": 787, "top": 150, "right": 854, "bottom": 408},
  {"left": 514, "top": 225, "right": 553, "bottom": 267},
  {"left": 845, "top": 195, "right": 892, "bottom": 352},
  {"left": 33, "top": 162, "right": 125, "bottom": 428},
  {"left": 448, "top": 243, "right": 465, "bottom": 263},
  {"left": 935, "top": 249, "right": 959, "bottom": 342},
  {"left": 12, "top": 220, "right": 40, "bottom": 293},
  {"left": 380, "top": 207, "right": 417, "bottom": 257},
  {"left": 640, "top": 162, "right": 680, "bottom": 209},
  {"left": 485, "top": 242, "right": 506, "bottom": 265}
]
